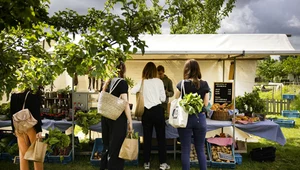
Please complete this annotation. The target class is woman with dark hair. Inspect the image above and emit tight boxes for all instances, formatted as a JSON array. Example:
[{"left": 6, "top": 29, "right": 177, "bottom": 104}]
[
  {"left": 175, "top": 59, "right": 210, "bottom": 170},
  {"left": 10, "top": 89, "right": 43, "bottom": 170},
  {"left": 99, "top": 62, "right": 133, "bottom": 170},
  {"left": 131, "top": 62, "right": 170, "bottom": 170}
]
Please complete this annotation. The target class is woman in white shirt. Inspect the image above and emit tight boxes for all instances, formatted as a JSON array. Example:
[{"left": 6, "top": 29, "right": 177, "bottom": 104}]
[{"left": 131, "top": 62, "right": 170, "bottom": 170}]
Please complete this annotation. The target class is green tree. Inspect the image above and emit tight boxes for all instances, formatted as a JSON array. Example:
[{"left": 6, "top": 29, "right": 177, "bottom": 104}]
[
  {"left": 256, "top": 57, "right": 284, "bottom": 82},
  {"left": 282, "top": 56, "right": 300, "bottom": 82},
  {"left": 166, "top": 0, "right": 236, "bottom": 34},
  {"left": 0, "top": 0, "right": 49, "bottom": 31}
]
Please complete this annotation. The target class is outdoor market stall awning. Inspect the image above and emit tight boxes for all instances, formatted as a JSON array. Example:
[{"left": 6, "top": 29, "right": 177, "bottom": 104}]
[{"left": 132, "top": 34, "right": 300, "bottom": 60}]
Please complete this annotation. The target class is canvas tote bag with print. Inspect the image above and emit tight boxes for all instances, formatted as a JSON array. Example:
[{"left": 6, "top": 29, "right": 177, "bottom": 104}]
[
  {"left": 135, "top": 79, "right": 144, "bottom": 117},
  {"left": 98, "top": 78, "right": 127, "bottom": 120},
  {"left": 169, "top": 80, "right": 189, "bottom": 128},
  {"left": 13, "top": 91, "right": 37, "bottom": 134}
]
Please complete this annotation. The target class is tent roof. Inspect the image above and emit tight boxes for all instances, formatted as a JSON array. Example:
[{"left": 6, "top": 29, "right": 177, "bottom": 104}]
[{"left": 132, "top": 34, "right": 300, "bottom": 60}]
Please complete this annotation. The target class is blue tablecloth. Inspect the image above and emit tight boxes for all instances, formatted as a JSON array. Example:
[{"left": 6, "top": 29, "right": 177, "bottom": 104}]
[{"left": 0, "top": 118, "right": 286, "bottom": 145}]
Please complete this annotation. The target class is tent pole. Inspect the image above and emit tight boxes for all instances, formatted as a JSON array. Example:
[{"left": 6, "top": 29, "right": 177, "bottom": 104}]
[
  {"left": 72, "top": 75, "right": 75, "bottom": 161},
  {"left": 231, "top": 50, "right": 245, "bottom": 149},
  {"left": 223, "top": 60, "right": 225, "bottom": 82}
]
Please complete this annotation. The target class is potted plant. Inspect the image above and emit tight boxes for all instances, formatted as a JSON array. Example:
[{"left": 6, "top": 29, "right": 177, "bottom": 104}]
[
  {"left": 44, "top": 128, "right": 72, "bottom": 163},
  {"left": 57, "top": 89, "right": 65, "bottom": 98},
  {"left": 235, "top": 89, "right": 266, "bottom": 120}
]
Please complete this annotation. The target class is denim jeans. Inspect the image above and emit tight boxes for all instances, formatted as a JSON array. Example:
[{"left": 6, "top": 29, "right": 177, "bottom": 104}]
[{"left": 178, "top": 113, "right": 207, "bottom": 170}]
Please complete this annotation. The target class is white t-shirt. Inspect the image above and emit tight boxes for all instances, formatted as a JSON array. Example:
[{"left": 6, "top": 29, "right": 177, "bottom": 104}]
[{"left": 131, "top": 78, "right": 166, "bottom": 109}]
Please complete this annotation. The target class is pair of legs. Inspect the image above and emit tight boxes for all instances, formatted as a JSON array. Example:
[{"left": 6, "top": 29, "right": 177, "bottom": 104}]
[
  {"left": 88, "top": 77, "right": 99, "bottom": 91},
  {"left": 178, "top": 113, "right": 207, "bottom": 170},
  {"left": 142, "top": 105, "right": 167, "bottom": 164},
  {"left": 100, "top": 113, "right": 127, "bottom": 170},
  {"left": 17, "top": 127, "right": 43, "bottom": 170}
]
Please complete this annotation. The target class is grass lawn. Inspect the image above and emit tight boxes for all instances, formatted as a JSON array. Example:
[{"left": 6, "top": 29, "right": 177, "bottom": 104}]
[{"left": 1, "top": 117, "right": 299, "bottom": 170}]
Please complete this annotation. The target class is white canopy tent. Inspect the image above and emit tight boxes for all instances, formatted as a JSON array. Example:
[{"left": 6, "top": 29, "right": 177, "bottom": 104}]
[{"left": 132, "top": 34, "right": 297, "bottom": 59}]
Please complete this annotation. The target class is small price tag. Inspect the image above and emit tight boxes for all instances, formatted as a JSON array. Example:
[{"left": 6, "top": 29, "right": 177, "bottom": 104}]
[{"left": 218, "top": 152, "right": 234, "bottom": 161}]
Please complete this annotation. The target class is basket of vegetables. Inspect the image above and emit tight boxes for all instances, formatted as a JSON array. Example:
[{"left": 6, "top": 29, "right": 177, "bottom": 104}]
[{"left": 211, "top": 103, "right": 233, "bottom": 121}]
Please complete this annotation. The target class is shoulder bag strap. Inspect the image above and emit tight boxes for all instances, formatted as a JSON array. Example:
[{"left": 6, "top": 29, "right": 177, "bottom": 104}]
[
  {"left": 180, "top": 80, "right": 186, "bottom": 97},
  {"left": 22, "top": 91, "right": 30, "bottom": 109},
  {"left": 109, "top": 78, "right": 122, "bottom": 94}
]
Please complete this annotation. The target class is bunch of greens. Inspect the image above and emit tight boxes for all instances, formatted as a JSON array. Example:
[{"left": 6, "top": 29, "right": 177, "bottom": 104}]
[
  {"left": 75, "top": 110, "right": 101, "bottom": 135},
  {"left": 43, "top": 128, "right": 70, "bottom": 153},
  {"left": 179, "top": 93, "right": 204, "bottom": 115},
  {"left": 128, "top": 131, "right": 139, "bottom": 139}
]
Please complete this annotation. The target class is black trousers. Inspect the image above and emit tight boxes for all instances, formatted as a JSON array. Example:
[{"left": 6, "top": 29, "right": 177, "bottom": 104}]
[
  {"left": 100, "top": 112, "right": 127, "bottom": 170},
  {"left": 142, "top": 105, "right": 167, "bottom": 164}
]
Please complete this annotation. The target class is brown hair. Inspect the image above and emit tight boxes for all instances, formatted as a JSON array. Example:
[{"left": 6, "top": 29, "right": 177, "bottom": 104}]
[
  {"left": 142, "top": 62, "right": 157, "bottom": 79},
  {"left": 183, "top": 59, "right": 202, "bottom": 89},
  {"left": 157, "top": 65, "right": 165, "bottom": 72},
  {"left": 102, "top": 62, "right": 126, "bottom": 92},
  {"left": 117, "top": 61, "right": 126, "bottom": 78}
]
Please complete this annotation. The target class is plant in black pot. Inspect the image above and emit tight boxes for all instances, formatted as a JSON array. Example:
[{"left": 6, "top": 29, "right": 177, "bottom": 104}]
[{"left": 235, "top": 89, "right": 266, "bottom": 120}]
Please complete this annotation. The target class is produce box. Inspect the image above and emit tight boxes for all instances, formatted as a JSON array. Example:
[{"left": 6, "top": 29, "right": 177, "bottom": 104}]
[
  {"left": 282, "top": 110, "right": 300, "bottom": 118},
  {"left": 47, "top": 149, "right": 72, "bottom": 164},
  {"left": 235, "top": 153, "right": 242, "bottom": 165},
  {"left": 235, "top": 140, "right": 247, "bottom": 153},
  {"left": 90, "top": 138, "right": 103, "bottom": 166},
  {"left": 273, "top": 119, "right": 295, "bottom": 128},
  {"left": 208, "top": 142, "right": 236, "bottom": 169},
  {"left": 0, "top": 133, "right": 18, "bottom": 161},
  {"left": 190, "top": 141, "right": 211, "bottom": 167}
]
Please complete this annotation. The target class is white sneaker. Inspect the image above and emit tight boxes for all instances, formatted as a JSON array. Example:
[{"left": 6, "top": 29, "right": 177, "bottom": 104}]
[
  {"left": 144, "top": 162, "right": 150, "bottom": 170},
  {"left": 159, "top": 163, "right": 170, "bottom": 170}
]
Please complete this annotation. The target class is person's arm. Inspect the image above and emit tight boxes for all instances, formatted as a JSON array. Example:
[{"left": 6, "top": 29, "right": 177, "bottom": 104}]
[
  {"left": 120, "top": 93, "right": 133, "bottom": 131},
  {"left": 158, "top": 80, "right": 166, "bottom": 102},
  {"left": 174, "top": 89, "right": 181, "bottom": 99},
  {"left": 130, "top": 80, "right": 142, "bottom": 95},
  {"left": 166, "top": 79, "right": 174, "bottom": 97},
  {"left": 203, "top": 92, "right": 209, "bottom": 107}
]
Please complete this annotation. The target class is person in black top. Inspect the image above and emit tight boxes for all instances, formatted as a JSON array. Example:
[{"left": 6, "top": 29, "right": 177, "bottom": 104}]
[
  {"left": 99, "top": 62, "right": 133, "bottom": 170},
  {"left": 10, "top": 89, "right": 43, "bottom": 170},
  {"left": 175, "top": 59, "right": 210, "bottom": 170}
]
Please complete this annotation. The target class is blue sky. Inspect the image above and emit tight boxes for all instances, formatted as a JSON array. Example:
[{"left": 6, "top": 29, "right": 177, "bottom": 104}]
[{"left": 49, "top": 0, "right": 300, "bottom": 49}]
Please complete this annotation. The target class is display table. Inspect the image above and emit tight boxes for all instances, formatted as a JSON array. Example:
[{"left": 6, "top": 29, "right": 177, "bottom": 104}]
[{"left": 0, "top": 118, "right": 286, "bottom": 145}]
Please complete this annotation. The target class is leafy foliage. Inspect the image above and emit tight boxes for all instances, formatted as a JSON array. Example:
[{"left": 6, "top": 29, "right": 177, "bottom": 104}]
[
  {"left": 256, "top": 57, "right": 284, "bottom": 82},
  {"left": 236, "top": 89, "right": 266, "bottom": 113},
  {"left": 0, "top": 0, "right": 49, "bottom": 31},
  {"left": 44, "top": 128, "right": 71, "bottom": 153},
  {"left": 166, "top": 0, "right": 236, "bottom": 34},
  {"left": 282, "top": 56, "right": 300, "bottom": 82},
  {"left": 0, "top": 0, "right": 237, "bottom": 100},
  {"left": 75, "top": 110, "right": 101, "bottom": 135},
  {"left": 179, "top": 93, "right": 204, "bottom": 115}
]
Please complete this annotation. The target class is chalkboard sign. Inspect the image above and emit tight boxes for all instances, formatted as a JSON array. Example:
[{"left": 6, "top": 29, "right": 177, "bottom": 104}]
[{"left": 213, "top": 82, "right": 233, "bottom": 104}]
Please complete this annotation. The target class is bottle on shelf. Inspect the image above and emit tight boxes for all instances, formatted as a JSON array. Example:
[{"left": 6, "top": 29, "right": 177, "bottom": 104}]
[
  {"left": 52, "top": 100, "right": 58, "bottom": 114},
  {"left": 57, "top": 101, "right": 61, "bottom": 114}
]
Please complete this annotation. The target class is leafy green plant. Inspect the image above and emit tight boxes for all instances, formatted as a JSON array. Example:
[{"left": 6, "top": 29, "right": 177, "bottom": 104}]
[
  {"left": 43, "top": 128, "right": 70, "bottom": 154},
  {"left": 179, "top": 93, "right": 204, "bottom": 115},
  {"left": 291, "top": 95, "right": 300, "bottom": 111},
  {"left": 75, "top": 110, "right": 101, "bottom": 135},
  {"left": 236, "top": 89, "right": 266, "bottom": 113},
  {"left": 125, "top": 77, "right": 135, "bottom": 88},
  {"left": 0, "top": 102, "right": 10, "bottom": 116}
]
